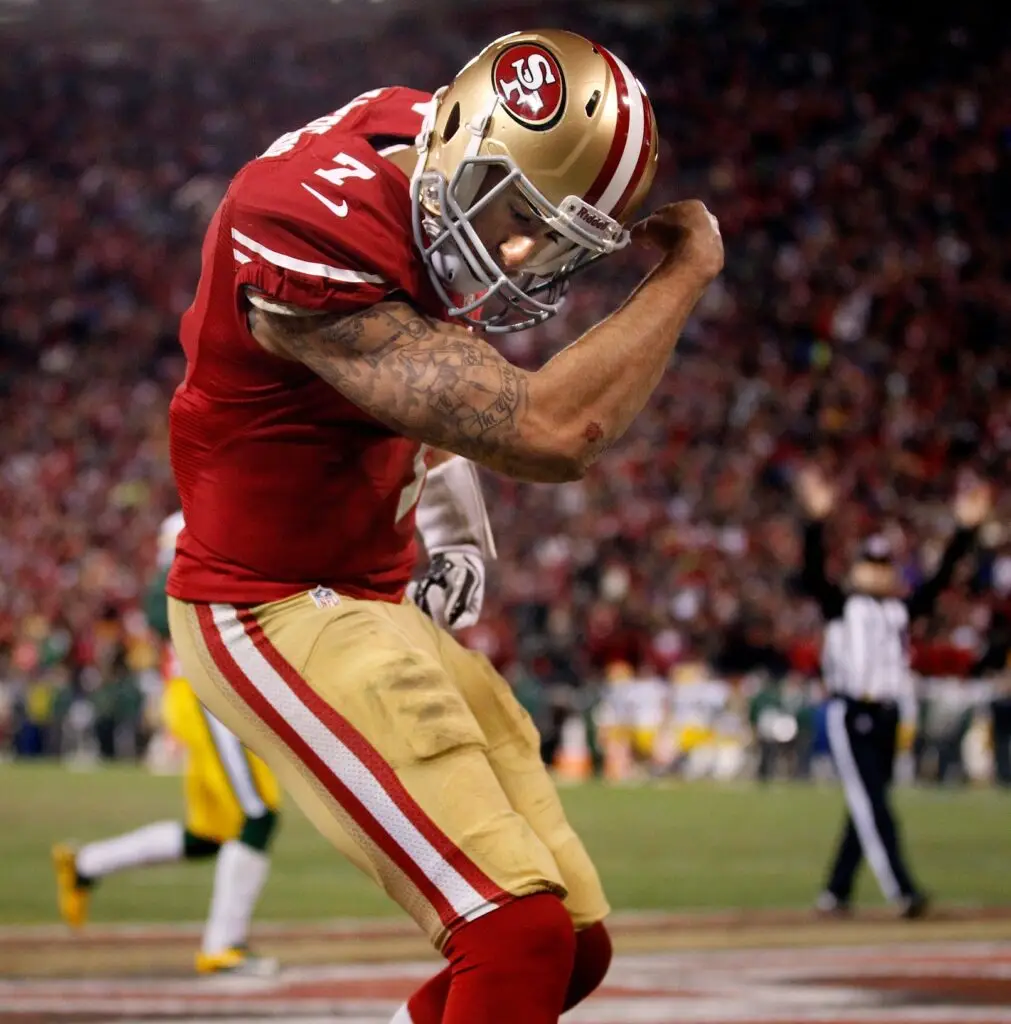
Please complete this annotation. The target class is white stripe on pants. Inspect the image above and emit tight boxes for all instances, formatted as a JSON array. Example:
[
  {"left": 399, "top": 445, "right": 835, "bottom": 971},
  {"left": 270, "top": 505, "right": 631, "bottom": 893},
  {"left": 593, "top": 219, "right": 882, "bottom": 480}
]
[{"left": 825, "top": 698, "right": 901, "bottom": 901}]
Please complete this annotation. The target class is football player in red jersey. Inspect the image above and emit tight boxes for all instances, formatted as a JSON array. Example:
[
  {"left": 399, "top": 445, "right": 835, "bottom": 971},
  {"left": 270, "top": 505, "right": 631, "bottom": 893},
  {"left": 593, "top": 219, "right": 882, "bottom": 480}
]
[{"left": 167, "top": 29, "right": 723, "bottom": 1024}]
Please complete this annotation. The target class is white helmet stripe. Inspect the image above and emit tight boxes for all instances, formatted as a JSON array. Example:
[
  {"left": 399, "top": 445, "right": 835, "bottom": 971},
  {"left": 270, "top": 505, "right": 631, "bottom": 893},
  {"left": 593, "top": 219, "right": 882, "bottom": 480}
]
[{"left": 595, "top": 49, "right": 648, "bottom": 216}]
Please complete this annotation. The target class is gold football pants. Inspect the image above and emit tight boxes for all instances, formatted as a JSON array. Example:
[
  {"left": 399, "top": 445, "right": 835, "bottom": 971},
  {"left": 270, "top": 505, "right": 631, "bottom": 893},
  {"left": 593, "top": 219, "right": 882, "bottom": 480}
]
[{"left": 169, "top": 591, "right": 608, "bottom": 948}]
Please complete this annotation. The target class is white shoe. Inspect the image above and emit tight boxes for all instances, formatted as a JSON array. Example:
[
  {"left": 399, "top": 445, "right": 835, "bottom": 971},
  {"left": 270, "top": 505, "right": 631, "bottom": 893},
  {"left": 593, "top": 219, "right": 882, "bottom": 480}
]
[{"left": 814, "top": 891, "right": 851, "bottom": 916}]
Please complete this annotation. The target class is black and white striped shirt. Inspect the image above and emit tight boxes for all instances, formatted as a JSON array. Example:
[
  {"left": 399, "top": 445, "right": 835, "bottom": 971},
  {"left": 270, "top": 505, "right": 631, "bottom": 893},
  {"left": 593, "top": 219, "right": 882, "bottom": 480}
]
[
  {"left": 822, "top": 595, "right": 911, "bottom": 702},
  {"left": 801, "top": 522, "right": 976, "bottom": 704}
]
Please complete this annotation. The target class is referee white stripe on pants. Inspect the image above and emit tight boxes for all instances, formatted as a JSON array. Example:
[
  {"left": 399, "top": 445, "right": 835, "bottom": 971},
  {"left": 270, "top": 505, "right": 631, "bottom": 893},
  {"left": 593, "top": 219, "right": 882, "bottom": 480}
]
[{"left": 825, "top": 698, "right": 901, "bottom": 901}]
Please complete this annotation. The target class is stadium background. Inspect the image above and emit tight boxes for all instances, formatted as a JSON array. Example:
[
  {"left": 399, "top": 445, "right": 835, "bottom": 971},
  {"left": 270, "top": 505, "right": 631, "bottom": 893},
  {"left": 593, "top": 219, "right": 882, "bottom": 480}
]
[{"left": 0, "top": 1, "right": 1009, "bottom": 1021}]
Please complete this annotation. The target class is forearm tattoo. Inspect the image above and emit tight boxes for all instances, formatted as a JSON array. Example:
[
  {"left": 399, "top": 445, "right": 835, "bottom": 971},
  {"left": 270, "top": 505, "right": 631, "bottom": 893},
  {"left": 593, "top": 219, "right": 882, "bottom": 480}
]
[{"left": 250, "top": 304, "right": 543, "bottom": 476}]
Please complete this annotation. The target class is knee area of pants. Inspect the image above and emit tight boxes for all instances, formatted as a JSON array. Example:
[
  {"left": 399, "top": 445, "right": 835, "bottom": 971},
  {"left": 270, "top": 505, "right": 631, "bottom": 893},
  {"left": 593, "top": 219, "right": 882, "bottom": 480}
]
[
  {"left": 239, "top": 809, "right": 279, "bottom": 851},
  {"left": 183, "top": 830, "right": 221, "bottom": 860}
]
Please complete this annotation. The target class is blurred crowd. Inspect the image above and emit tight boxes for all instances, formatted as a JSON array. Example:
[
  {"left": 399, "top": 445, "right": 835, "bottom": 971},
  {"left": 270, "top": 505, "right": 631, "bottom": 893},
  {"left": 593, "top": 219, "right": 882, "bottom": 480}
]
[{"left": 1, "top": 1, "right": 1010, "bottom": 759}]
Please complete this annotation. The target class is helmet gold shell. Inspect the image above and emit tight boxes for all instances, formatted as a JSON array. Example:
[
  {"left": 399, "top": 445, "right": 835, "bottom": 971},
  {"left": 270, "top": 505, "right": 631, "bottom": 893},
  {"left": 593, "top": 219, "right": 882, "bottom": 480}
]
[{"left": 412, "top": 29, "right": 659, "bottom": 332}]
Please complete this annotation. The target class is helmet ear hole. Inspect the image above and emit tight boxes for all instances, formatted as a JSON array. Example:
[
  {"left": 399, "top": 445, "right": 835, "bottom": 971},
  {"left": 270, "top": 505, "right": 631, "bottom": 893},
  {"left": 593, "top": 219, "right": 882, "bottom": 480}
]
[
  {"left": 585, "top": 90, "right": 601, "bottom": 117},
  {"left": 442, "top": 103, "right": 461, "bottom": 143}
]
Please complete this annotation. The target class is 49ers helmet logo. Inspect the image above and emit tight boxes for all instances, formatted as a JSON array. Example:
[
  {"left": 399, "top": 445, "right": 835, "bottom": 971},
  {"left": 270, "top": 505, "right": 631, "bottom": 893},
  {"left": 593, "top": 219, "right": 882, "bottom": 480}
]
[{"left": 492, "top": 43, "right": 566, "bottom": 130}]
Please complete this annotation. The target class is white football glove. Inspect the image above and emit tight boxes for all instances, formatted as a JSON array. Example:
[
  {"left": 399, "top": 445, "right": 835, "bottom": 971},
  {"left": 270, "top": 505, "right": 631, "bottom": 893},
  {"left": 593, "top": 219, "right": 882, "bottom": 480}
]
[{"left": 408, "top": 545, "right": 485, "bottom": 632}]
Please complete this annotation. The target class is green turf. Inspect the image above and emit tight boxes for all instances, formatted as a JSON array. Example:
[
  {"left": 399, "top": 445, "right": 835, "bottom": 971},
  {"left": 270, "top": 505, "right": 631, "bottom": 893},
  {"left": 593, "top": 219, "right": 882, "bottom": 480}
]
[{"left": 0, "top": 762, "right": 1007, "bottom": 924}]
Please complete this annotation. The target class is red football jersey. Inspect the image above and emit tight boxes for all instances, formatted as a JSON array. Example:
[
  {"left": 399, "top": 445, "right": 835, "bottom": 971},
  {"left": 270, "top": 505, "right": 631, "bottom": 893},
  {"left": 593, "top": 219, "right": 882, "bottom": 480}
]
[{"left": 168, "top": 87, "right": 445, "bottom": 605}]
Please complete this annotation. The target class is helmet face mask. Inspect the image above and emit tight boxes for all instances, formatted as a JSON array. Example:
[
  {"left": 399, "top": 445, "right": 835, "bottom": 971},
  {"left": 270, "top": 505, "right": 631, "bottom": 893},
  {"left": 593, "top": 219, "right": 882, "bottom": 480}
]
[
  {"left": 411, "top": 30, "right": 659, "bottom": 333},
  {"left": 412, "top": 154, "right": 618, "bottom": 332}
]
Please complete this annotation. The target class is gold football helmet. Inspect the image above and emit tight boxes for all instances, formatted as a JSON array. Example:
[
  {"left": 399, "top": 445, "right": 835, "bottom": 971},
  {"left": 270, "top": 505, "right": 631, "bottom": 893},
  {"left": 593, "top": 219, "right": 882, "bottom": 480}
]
[{"left": 412, "top": 29, "right": 659, "bottom": 332}]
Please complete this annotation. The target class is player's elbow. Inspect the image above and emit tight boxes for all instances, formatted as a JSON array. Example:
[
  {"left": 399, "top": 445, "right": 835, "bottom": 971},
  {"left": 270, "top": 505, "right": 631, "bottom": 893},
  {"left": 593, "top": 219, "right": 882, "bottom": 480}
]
[
  {"left": 505, "top": 444, "right": 587, "bottom": 483},
  {"left": 543, "top": 451, "right": 589, "bottom": 483},
  {"left": 515, "top": 413, "right": 600, "bottom": 482}
]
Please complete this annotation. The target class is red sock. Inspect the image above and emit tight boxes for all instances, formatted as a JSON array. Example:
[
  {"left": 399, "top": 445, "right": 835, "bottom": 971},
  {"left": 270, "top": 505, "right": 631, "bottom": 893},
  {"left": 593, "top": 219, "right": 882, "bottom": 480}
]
[
  {"left": 406, "top": 917, "right": 611, "bottom": 1022},
  {"left": 564, "top": 921, "right": 613, "bottom": 1010},
  {"left": 439, "top": 893, "right": 575, "bottom": 1024},
  {"left": 405, "top": 965, "right": 451, "bottom": 1024}
]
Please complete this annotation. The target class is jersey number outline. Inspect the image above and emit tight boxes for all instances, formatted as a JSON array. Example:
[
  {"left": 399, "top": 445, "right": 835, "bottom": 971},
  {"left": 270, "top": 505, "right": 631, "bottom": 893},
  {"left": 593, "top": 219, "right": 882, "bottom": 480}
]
[
  {"left": 314, "top": 151, "right": 376, "bottom": 188},
  {"left": 302, "top": 152, "right": 377, "bottom": 218}
]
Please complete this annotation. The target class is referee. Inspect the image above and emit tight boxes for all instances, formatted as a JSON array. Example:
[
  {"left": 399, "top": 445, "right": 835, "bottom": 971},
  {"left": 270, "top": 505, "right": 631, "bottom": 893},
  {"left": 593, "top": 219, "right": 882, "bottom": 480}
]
[{"left": 795, "top": 467, "right": 990, "bottom": 918}]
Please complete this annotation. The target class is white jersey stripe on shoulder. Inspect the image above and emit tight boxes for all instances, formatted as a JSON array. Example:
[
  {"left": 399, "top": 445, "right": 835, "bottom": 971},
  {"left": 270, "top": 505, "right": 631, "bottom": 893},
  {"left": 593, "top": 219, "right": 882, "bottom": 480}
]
[
  {"left": 233, "top": 248, "right": 252, "bottom": 265},
  {"left": 594, "top": 50, "right": 647, "bottom": 216},
  {"left": 230, "top": 228, "right": 384, "bottom": 285}
]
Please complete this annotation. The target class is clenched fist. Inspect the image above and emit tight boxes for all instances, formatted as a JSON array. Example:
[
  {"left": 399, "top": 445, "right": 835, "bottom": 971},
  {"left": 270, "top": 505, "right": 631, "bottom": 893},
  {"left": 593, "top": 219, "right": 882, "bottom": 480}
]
[{"left": 632, "top": 199, "right": 724, "bottom": 281}]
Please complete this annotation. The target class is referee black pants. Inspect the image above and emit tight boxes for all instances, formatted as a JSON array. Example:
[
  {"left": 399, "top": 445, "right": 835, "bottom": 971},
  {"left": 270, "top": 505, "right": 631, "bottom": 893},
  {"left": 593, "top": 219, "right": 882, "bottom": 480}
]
[{"left": 824, "top": 696, "right": 919, "bottom": 903}]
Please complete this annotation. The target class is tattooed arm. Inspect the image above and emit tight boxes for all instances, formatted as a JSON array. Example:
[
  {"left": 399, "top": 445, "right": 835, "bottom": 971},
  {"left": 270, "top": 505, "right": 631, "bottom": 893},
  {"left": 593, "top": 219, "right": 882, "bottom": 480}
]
[
  {"left": 248, "top": 200, "right": 723, "bottom": 483},
  {"left": 248, "top": 301, "right": 570, "bottom": 480}
]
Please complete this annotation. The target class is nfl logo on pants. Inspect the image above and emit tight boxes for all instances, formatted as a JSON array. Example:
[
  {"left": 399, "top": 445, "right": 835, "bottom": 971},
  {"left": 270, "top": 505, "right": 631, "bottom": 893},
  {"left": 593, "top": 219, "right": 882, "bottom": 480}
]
[{"left": 309, "top": 586, "right": 341, "bottom": 609}]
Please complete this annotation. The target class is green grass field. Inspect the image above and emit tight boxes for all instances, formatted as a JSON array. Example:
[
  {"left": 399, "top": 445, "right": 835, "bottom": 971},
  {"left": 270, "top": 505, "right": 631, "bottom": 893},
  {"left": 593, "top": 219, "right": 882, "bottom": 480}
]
[{"left": 0, "top": 762, "right": 1007, "bottom": 925}]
